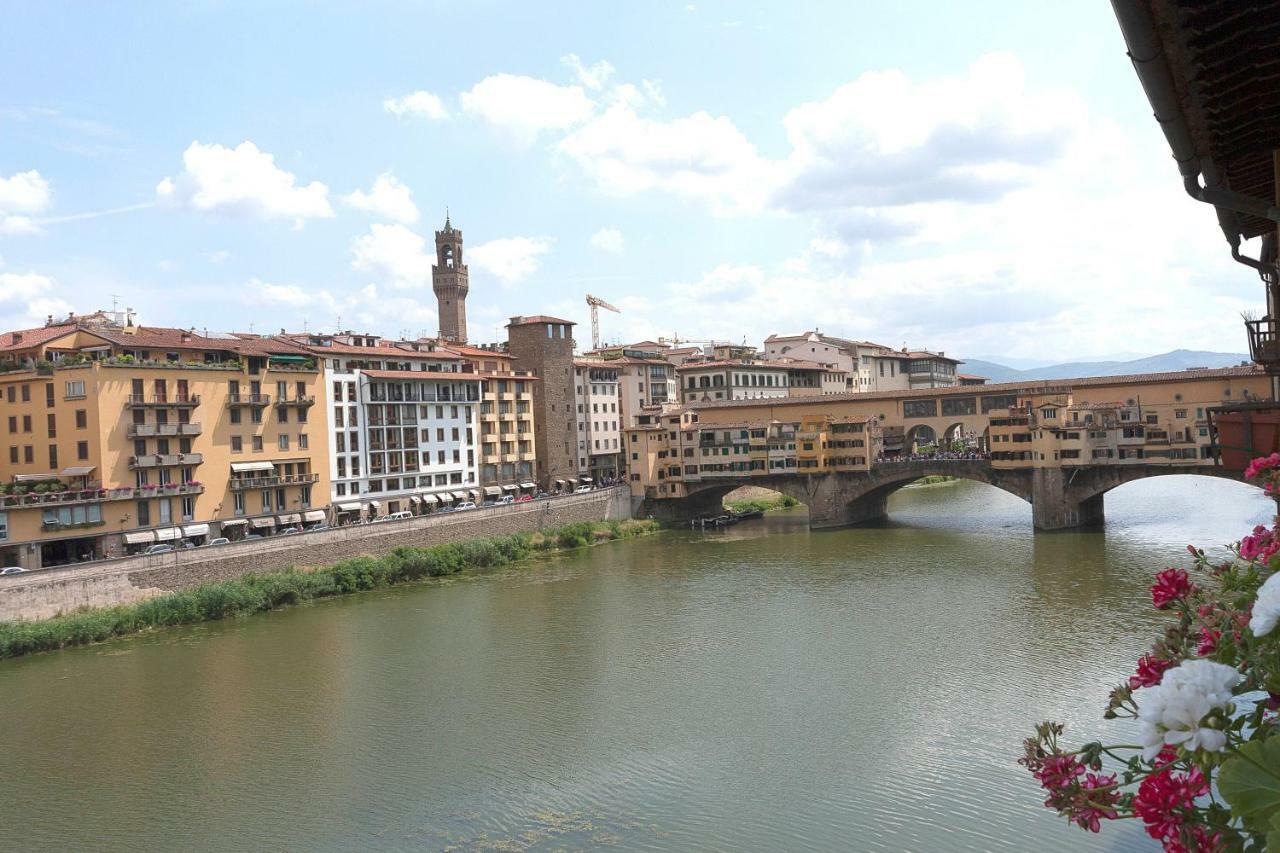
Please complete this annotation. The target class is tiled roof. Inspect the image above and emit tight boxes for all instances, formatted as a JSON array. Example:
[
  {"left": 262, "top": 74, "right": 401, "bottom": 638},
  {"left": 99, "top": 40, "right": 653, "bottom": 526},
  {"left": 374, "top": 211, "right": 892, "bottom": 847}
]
[
  {"left": 507, "top": 315, "right": 576, "bottom": 326},
  {"left": 676, "top": 359, "right": 789, "bottom": 371},
  {"left": 0, "top": 323, "right": 79, "bottom": 352},
  {"left": 358, "top": 369, "right": 482, "bottom": 380},
  {"left": 297, "top": 339, "right": 461, "bottom": 358},
  {"left": 441, "top": 343, "right": 513, "bottom": 360}
]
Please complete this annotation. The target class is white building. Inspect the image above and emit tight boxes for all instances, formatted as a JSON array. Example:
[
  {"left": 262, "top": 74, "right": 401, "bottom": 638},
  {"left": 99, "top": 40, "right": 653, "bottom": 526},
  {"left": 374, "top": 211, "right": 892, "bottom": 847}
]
[
  {"left": 573, "top": 360, "right": 622, "bottom": 481},
  {"left": 296, "top": 333, "right": 483, "bottom": 520}
]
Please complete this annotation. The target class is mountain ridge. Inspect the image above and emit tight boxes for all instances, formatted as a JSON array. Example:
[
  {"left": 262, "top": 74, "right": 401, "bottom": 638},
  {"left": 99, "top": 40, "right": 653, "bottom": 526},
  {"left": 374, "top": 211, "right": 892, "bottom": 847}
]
[{"left": 959, "top": 349, "right": 1251, "bottom": 383}]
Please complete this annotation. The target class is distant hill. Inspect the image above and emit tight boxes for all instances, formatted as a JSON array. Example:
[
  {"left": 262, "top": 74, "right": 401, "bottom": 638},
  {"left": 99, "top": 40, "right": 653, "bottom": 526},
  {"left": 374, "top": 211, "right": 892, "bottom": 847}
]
[{"left": 959, "top": 349, "right": 1252, "bottom": 383}]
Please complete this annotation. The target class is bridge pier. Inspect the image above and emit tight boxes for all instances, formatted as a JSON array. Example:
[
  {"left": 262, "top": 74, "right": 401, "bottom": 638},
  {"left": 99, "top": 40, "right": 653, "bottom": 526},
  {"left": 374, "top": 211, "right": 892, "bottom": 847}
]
[{"left": 1031, "top": 469, "right": 1105, "bottom": 531}]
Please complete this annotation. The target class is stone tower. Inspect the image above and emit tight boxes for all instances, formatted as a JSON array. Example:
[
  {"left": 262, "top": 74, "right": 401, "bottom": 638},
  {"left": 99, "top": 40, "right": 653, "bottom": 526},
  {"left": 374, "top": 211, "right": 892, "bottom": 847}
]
[
  {"left": 432, "top": 213, "right": 468, "bottom": 342},
  {"left": 507, "top": 315, "right": 577, "bottom": 490}
]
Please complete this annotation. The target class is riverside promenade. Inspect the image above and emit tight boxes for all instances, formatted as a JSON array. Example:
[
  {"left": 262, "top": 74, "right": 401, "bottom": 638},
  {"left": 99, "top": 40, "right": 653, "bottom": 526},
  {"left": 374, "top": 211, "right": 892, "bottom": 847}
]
[{"left": 0, "top": 486, "right": 632, "bottom": 622}]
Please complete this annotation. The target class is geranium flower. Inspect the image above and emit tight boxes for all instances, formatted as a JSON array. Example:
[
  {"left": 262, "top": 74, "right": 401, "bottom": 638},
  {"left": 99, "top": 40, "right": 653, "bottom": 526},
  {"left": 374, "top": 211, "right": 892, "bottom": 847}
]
[
  {"left": 1136, "top": 659, "right": 1240, "bottom": 761},
  {"left": 1152, "top": 569, "right": 1196, "bottom": 609}
]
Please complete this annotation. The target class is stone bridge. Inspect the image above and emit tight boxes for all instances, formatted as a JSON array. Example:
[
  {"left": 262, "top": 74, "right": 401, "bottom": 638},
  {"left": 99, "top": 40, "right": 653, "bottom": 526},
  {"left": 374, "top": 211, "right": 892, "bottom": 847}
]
[{"left": 642, "top": 460, "right": 1253, "bottom": 531}]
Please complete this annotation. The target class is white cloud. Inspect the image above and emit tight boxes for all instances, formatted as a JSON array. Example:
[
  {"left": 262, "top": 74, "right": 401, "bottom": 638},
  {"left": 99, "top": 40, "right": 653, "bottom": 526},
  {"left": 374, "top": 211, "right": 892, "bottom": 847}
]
[
  {"left": 383, "top": 91, "right": 449, "bottom": 121},
  {"left": 156, "top": 141, "right": 334, "bottom": 225},
  {"left": 342, "top": 172, "right": 420, "bottom": 224},
  {"left": 349, "top": 223, "right": 433, "bottom": 289},
  {"left": 0, "top": 271, "right": 73, "bottom": 330},
  {"left": 561, "top": 54, "right": 615, "bottom": 91},
  {"left": 589, "top": 226, "right": 625, "bottom": 253},
  {"left": 468, "top": 236, "right": 551, "bottom": 285},
  {"left": 245, "top": 278, "right": 313, "bottom": 307},
  {"left": 460, "top": 74, "right": 595, "bottom": 145},
  {"left": 0, "top": 170, "right": 52, "bottom": 236}
]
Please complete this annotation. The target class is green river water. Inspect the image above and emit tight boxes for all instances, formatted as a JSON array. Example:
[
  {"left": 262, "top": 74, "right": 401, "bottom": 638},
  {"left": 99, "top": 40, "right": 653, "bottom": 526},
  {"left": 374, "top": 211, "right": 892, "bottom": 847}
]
[{"left": 0, "top": 477, "right": 1273, "bottom": 852}]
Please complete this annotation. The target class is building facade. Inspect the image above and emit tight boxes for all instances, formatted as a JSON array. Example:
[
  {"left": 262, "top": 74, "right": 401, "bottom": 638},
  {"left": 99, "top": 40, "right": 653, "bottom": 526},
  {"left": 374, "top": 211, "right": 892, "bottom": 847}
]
[
  {"left": 433, "top": 215, "right": 469, "bottom": 342},
  {"left": 573, "top": 360, "right": 622, "bottom": 482},
  {"left": 440, "top": 342, "right": 537, "bottom": 492},
  {"left": 507, "top": 316, "right": 578, "bottom": 491},
  {"left": 677, "top": 360, "right": 791, "bottom": 404}
]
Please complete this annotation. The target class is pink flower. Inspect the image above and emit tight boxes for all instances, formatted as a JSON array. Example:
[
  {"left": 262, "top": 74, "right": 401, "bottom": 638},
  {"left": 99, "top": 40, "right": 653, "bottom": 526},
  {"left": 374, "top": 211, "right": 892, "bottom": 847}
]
[
  {"left": 1131, "top": 654, "right": 1174, "bottom": 689},
  {"left": 1244, "top": 452, "right": 1280, "bottom": 481},
  {"left": 1152, "top": 569, "right": 1195, "bottom": 609},
  {"left": 1073, "top": 772, "right": 1120, "bottom": 833},
  {"left": 1240, "top": 525, "right": 1280, "bottom": 563},
  {"left": 1196, "top": 628, "right": 1220, "bottom": 657},
  {"left": 1133, "top": 757, "right": 1209, "bottom": 848}
]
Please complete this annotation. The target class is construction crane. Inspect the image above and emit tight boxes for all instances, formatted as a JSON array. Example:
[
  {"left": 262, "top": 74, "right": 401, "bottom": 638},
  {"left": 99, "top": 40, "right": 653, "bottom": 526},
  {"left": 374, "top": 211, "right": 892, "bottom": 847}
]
[{"left": 586, "top": 293, "right": 621, "bottom": 350}]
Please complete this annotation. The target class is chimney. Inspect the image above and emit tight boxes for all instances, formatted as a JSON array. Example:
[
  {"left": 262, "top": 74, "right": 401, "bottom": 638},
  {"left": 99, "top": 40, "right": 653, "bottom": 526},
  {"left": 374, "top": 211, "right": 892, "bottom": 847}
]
[{"left": 12, "top": 332, "right": 22, "bottom": 344}]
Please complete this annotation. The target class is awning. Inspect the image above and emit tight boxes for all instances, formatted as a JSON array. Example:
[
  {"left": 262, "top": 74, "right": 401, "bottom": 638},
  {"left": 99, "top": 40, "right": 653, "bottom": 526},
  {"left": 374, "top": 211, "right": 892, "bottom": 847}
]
[
  {"left": 367, "top": 500, "right": 380, "bottom": 509},
  {"left": 59, "top": 466, "right": 96, "bottom": 477},
  {"left": 249, "top": 516, "right": 275, "bottom": 529},
  {"left": 182, "top": 523, "right": 209, "bottom": 537},
  {"left": 123, "top": 530, "right": 155, "bottom": 545},
  {"left": 409, "top": 495, "right": 421, "bottom": 504},
  {"left": 268, "top": 354, "right": 309, "bottom": 363},
  {"left": 566, "top": 478, "right": 577, "bottom": 485},
  {"left": 420, "top": 494, "right": 439, "bottom": 504},
  {"left": 155, "top": 527, "right": 181, "bottom": 541},
  {"left": 469, "top": 489, "right": 480, "bottom": 499},
  {"left": 451, "top": 491, "right": 469, "bottom": 501},
  {"left": 336, "top": 502, "right": 362, "bottom": 513},
  {"left": 277, "top": 513, "right": 301, "bottom": 525},
  {"left": 13, "top": 473, "right": 58, "bottom": 483},
  {"left": 303, "top": 510, "right": 326, "bottom": 522},
  {"left": 555, "top": 479, "right": 565, "bottom": 487},
  {"left": 502, "top": 484, "right": 518, "bottom": 492},
  {"left": 520, "top": 482, "right": 536, "bottom": 489},
  {"left": 231, "top": 461, "right": 275, "bottom": 473},
  {"left": 483, "top": 486, "right": 502, "bottom": 497},
  {"left": 219, "top": 519, "right": 247, "bottom": 528},
  {"left": 580, "top": 476, "right": 593, "bottom": 483}
]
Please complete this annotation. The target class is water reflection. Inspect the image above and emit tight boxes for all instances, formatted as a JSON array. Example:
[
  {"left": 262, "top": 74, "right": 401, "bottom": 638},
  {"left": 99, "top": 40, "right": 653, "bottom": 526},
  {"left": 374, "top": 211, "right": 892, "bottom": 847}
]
[{"left": 0, "top": 477, "right": 1272, "bottom": 852}]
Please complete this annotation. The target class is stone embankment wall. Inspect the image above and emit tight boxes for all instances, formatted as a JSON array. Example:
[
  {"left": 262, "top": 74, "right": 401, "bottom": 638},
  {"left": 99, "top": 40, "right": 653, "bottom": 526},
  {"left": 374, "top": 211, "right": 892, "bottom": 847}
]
[{"left": 0, "top": 487, "right": 632, "bottom": 622}]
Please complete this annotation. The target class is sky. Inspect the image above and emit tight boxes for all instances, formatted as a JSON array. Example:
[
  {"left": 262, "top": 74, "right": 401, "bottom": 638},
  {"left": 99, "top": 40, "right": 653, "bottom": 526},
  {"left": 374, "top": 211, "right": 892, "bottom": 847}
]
[{"left": 0, "top": 1, "right": 1265, "bottom": 363}]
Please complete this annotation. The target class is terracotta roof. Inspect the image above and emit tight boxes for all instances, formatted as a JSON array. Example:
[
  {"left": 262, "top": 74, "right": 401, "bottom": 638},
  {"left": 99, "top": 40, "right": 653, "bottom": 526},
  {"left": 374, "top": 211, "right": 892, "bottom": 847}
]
[
  {"left": 957, "top": 373, "right": 988, "bottom": 380},
  {"left": 441, "top": 343, "right": 513, "bottom": 360},
  {"left": 573, "top": 359, "right": 621, "bottom": 370},
  {"left": 226, "top": 336, "right": 316, "bottom": 357},
  {"left": 686, "top": 365, "right": 1266, "bottom": 410},
  {"left": 0, "top": 323, "right": 79, "bottom": 352},
  {"left": 507, "top": 315, "right": 575, "bottom": 326},
  {"left": 298, "top": 339, "right": 461, "bottom": 358},
  {"left": 677, "top": 360, "right": 789, "bottom": 371},
  {"left": 76, "top": 325, "right": 230, "bottom": 351}
]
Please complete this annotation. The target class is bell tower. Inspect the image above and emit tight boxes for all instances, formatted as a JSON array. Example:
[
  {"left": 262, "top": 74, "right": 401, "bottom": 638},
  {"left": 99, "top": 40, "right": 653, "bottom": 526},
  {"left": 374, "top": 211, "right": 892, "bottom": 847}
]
[{"left": 432, "top": 211, "right": 469, "bottom": 342}]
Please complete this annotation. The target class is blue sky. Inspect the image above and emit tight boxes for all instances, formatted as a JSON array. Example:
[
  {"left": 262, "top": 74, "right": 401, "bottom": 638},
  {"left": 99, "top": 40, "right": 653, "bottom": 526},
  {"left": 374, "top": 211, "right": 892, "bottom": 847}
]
[{"left": 0, "top": 1, "right": 1262, "bottom": 361}]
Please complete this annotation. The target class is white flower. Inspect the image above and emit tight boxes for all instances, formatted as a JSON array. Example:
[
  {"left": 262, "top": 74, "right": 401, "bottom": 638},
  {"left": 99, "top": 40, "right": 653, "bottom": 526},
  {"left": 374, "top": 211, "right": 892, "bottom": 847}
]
[
  {"left": 1251, "top": 572, "right": 1280, "bottom": 637},
  {"left": 1136, "top": 659, "right": 1241, "bottom": 761}
]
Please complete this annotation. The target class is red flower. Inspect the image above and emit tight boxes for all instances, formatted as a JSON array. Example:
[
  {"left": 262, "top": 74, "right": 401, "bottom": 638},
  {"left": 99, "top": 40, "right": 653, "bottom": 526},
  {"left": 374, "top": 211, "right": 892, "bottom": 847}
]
[
  {"left": 1196, "top": 628, "right": 1221, "bottom": 657},
  {"left": 1244, "top": 452, "right": 1280, "bottom": 481},
  {"left": 1133, "top": 757, "right": 1209, "bottom": 848},
  {"left": 1239, "top": 525, "right": 1280, "bottom": 563},
  {"left": 1152, "top": 569, "right": 1195, "bottom": 610},
  {"left": 1131, "top": 654, "right": 1174, "bottom": 689}
]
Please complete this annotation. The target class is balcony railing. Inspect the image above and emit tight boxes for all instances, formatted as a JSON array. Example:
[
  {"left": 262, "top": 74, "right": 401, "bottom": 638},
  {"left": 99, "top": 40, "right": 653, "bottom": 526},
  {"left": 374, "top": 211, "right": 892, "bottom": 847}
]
[
  {"left": 129, "top": 452, "right": 204, "bottom": 468},
  {"left": 126, "top": 394, "right": 200, "bottom": 408},
  {"left": 226, "top": 394, "right": 271, "bottom": 407},
  {"left": 228, "top": 472, "right": 319, "bottom": 490},
  {"left": 275, "top": 395, "right": 316, "bottom": 408},
  {"left": 0, "top": 482, "right": 204, "bottom": 509},
  {"left": 1246, "top": 318, "right": 1280, "bottom": 369},
  {"left": 127, "top": 422, "right": 202, "bottom": 438}
]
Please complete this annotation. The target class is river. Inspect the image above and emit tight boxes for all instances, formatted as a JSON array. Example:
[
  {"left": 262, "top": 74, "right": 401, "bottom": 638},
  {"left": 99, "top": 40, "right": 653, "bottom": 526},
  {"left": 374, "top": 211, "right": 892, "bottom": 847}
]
[{"left": 0, "top": 477, "right": 1272, "bottom": 852}]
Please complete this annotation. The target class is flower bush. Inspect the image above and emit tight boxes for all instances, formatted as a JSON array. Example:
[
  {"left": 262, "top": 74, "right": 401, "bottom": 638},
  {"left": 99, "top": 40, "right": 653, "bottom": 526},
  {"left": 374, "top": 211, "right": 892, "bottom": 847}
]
[{"left": 1022, "top": 455, "right": 1280, "bottom": 851}]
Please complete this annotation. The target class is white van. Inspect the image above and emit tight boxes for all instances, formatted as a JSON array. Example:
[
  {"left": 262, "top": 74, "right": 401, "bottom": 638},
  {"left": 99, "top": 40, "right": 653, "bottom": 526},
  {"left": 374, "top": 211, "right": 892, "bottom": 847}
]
[{"left": 387, "top": 510, "right": 414, "bottom": 521}]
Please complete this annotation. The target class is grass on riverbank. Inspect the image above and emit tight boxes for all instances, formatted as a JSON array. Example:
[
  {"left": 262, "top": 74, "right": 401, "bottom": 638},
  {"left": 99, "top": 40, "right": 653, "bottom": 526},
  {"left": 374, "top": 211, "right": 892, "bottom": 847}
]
[
  {"left": 723, "top": 495, "right": 801, "bottom": 513},
  {"left": 0, "top": 519, "right": 660, "bottom": 661},
  {"left": 908, "top": 475, "right": 959, "bottom": 486}
]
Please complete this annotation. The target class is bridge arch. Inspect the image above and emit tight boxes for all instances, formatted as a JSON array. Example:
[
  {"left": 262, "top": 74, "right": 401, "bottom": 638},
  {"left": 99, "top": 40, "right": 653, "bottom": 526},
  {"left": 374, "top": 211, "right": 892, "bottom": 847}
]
[
  {"left": 1062, "top": 464, "right": 1260, "bottom": 507},
  {"left": 905, "top": 424, "right": 936, "bottom": 452}
]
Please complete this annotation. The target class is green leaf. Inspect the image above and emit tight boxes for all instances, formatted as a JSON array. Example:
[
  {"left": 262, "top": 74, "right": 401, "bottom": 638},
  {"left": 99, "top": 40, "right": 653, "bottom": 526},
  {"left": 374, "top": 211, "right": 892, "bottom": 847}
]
[{"left": 1220, "top": 738, "right": 1280, "bottom": 836}]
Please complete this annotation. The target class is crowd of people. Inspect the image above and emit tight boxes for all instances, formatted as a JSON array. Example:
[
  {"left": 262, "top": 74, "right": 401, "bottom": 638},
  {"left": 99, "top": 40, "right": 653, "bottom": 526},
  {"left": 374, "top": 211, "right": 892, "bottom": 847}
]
[{"left": 876, "top": 450, "right": 990, "bottom": 463}]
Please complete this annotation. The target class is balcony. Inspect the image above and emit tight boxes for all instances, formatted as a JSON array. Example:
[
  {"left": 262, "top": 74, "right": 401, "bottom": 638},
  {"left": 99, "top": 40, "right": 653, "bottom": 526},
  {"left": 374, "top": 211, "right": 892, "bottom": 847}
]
[
  {"left": 226, "top": 394, "right": 271, "bottom": 407},
  {"left": 127, "top": 422, "right": 203, "bottom": 438},
  {"left": 275, "top": 395, "right": 316, "bottom": 408},
  {"left": 129, "top": 452, "right": 204, "bottom": 469},
  {"left": 1246, "top": 318, "right": 1280, "bottom": 370},
  {"left": 228, "top": 472, "right": 319, "bottom": 490},
  {"left": 0, "top": 482, "right": 204, "bottom": 509},
  {"left": 126, "top": 394, "right": 200, "bottom": 408}
]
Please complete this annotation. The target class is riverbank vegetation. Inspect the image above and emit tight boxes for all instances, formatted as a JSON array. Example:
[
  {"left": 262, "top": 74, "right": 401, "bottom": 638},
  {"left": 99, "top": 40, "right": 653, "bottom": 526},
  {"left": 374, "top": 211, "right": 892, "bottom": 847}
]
[
  {"left": 0, "top": 519, "right": 660, "bottom": 660},
  {"left": 723, "top": 495, "right": 800, "bottom": 513},
  {"left": 908, "top": 475, "right": 959, "bottom": 487}
]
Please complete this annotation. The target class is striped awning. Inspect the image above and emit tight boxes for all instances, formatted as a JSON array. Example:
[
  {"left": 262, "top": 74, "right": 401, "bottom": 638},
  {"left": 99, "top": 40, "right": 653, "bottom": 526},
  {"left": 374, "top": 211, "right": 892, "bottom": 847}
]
[
  {"left": 123, "top": 530, "right": 155, "bottom": 545},
  {"left": 277, "top": 513, "right": 301, "bottom": 525},
  {"left": 303, "top": 510, "right": 326, "bottom": 522},
  {"left": 219, "top": 519, "right": 247, "bottom": 528},
  {"left": 451, "top": 491, "right": 469, "bottom": 501},
  {"left": 249, "top": 516, "right": 275, "bottom": 529},
  {"left": 420, "top": 494, "right": 439, "bottom": 504},
  {"left": 483, "top": 486, "right": 502, "bottom": 497},
  {"left": 231, "top": 461, "right": 274, "bottom": 473},
  {"left": 336, "top": 502, "right": 362, "bottom": 513}
]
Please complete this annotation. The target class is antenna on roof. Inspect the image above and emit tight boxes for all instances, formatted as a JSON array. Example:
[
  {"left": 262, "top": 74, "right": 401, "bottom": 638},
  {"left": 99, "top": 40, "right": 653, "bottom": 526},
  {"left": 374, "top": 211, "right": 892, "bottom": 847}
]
[
  {"left": 302, "top": 317, "right": 309, "bottom": 332},
  {"left": 248, "top": 321, "right": 255, "bottom": 333}
]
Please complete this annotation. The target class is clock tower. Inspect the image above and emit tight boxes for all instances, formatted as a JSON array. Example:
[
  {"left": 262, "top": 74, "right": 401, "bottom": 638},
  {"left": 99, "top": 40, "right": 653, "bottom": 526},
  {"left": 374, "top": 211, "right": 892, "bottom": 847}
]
[{"left": 432, "top": 212, "right": 468, "bottom": 342}]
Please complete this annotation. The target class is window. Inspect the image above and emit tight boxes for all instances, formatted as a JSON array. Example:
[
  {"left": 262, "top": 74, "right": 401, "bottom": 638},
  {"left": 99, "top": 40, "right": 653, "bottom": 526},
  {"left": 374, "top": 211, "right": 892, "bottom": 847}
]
[
  {"left": 21, "top": 384, "right": 29, "bottom": 402},
  {"left": 181, "top": 497, "right": 195, "bottom": 522},
  {"left": 0, "top": 512, "right": 7, "bottom": 541},
  {"left": 230, "top": 407, "right": 242, "bottom": 424},
  {"left": 46, "top": 413, "right": 56, "bottom": 437},
  {"left": 903, "top": 400, "right": 937, "bottom": 418},
  {"left": 7, "top": 447, "right": 14, "bottom": 464},
  {"left": 231, "top": 436, "right": 243, "bottom": 453},
  {"left": 136, "top": 501, "right": 151, "bottom": 526},
  {"left": 252, "top": 435, "right": 263, "bottom": 452},
  {"left": 22, "top": 415, "right": 31, "bottom": 432},
  {"left": 75, "top": 409, "right": 87, "bottom": 429},
  {"left": 77, "top": 441, "right": 88, "bottom": 460},
  {"left": 64, "top": 380, "right": 86, "bottom": 399},
  {"left": 234, "top": 492, "right": 245, "bottom": 516},
  {"left": 299, "top": 433, "right": 308, "bottom": 449},
  {"left": 278, "top": 434, "right": 290, "bottom": 450},
  {"left": 23, "top": 446, "right": 33, "bottom": 464}
]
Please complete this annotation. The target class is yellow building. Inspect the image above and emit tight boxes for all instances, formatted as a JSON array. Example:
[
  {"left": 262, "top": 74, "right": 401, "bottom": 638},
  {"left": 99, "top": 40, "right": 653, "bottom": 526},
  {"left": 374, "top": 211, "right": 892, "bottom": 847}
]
[{"left": 0, "top": 314, "right": 329, "bottom": 568}]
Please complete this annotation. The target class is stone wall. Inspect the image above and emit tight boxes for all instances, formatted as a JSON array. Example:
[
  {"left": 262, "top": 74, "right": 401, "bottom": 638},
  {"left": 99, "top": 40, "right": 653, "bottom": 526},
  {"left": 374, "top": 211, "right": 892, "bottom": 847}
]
[{"left": 0, "top": 487, "right": 631, "bottom": 622}]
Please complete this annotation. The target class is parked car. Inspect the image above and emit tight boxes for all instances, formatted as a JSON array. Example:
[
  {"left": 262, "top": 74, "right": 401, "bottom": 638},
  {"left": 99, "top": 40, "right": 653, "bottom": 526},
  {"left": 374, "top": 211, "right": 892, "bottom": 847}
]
[
  {"left": 179, "top": 540, "right": 198, "bottom": 549},
  {"left": 574, "top": 485, "right": 593, "bottom": 494},
  {"left": 387, "top": 510, "right": 413, "bottom": 521},
  {"left": 305, "top": 523, "right": 329, "bottom": 532},
  {"left": 535, "top": 491, "right": 550, "bottom": 500},
  {"left": 515, "top": 494, "right": 533, "bottom": 503},
  {"left": 0, "top": 567, "right": 26, "bottom": 575},
  {"left": 455, "top": 501, "right": 477, "bottom": 511},
  {"left": 143, "top": 543, "right": 174, "bottom": 555},
  {"left": 206, "top": 537, "right": 230, "bottom": 547},
  {"left": 280, "top": 526, "right": 301, "bottom": 535},
  {"left": 436, "top": 505, "right": 456, "bottom": 514},
  {"left": 244, "top": 533, "right": 264, "bottom": 541},
  {"left": 495, "top": 494, "right": 515, "bottom": 505}
]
